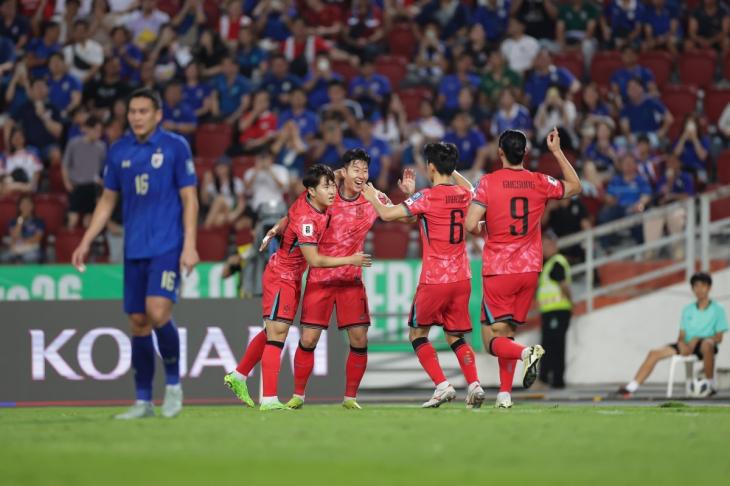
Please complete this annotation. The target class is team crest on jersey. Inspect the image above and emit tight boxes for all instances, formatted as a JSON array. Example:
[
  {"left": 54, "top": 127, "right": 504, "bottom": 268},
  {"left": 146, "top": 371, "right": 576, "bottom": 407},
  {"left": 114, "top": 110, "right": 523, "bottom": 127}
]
[
  {"left": 547, "top": 176, "right": 559, "bottom": 186},
  {"left": 121, "top": 160, "right": 131, "bottom": 168},
  {"left": 151, "top": 149, "right": 164, "bottom": 169},
  {"left": 302, "top": 223, "right": 314, "bottom": 236},
  {"left": 404, "top": 192, "right": 423, "bottom": 206}
]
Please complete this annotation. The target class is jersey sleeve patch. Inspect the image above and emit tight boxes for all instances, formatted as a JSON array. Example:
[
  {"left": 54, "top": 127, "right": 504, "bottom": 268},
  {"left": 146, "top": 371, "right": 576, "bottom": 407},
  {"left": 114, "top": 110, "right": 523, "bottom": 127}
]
[{"left": 404, "top": 192, "right": 423, "bottom": 206}]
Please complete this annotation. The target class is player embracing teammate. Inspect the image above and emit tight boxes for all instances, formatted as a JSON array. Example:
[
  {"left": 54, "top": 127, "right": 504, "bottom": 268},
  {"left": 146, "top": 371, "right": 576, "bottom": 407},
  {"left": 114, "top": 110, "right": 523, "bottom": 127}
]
[{"left": 466, "top": 128, "right": 582, "bottom": 408}]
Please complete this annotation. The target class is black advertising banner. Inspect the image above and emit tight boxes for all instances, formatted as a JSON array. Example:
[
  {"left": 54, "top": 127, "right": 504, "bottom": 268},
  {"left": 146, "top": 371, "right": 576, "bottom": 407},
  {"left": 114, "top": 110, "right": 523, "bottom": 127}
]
[{"left": 0, "top": 300, "right": 346, "bottom": 406}]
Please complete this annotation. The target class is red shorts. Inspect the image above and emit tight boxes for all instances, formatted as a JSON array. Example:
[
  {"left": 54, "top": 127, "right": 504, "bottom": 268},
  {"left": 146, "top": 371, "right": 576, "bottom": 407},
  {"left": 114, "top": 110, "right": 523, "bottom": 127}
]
[
  {"left": 262, "top": 265, "right": 302, "bottom": 324},
  {"left": 300, "top": 280, "right": 370, "bottom": 329},
  {"left": 408, "top": 280, "right": 472, "bottom": 334},
  {"left": 481, "top": 272, "right": 538, "bottom": 325}
]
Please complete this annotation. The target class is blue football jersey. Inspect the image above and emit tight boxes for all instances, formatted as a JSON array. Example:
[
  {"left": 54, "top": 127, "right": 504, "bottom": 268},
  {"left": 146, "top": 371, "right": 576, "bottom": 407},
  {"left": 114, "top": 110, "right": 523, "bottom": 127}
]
[{"left": 103, "top": 128, "right": 197, "bottom": 259}]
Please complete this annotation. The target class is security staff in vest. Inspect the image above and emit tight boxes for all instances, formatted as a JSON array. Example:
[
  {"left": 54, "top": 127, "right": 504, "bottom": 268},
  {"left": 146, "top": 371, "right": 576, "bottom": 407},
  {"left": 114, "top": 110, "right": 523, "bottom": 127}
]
[{"left": 537, "top": 231, "right": 572, "bottom": 388}]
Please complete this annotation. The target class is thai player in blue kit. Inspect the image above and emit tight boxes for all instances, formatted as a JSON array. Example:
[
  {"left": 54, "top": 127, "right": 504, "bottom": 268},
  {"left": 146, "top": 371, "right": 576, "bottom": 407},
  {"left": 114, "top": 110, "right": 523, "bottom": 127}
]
[{"left": 71, "top": 89, "right": 200, "bottom": 419}]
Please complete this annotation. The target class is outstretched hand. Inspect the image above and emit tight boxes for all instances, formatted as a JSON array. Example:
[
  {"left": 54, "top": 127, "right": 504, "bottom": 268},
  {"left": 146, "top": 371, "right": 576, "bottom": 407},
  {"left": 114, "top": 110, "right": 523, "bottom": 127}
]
[
  {"left": 547, "top": 127, "right": 562, "bottom": 153},
  {"left": 397, "top": 167, "right": 416, "bottom": 196},
  {"left": 361, "top": 182, "right": 378, "bottom": 202}
]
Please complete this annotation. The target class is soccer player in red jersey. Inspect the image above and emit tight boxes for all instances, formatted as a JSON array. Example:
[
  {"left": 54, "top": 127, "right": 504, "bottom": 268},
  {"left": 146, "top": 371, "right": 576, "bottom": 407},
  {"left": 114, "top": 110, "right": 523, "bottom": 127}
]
[
  {"left": 285, "top": 148, "right": 415, "bottom": 410},
  {"left": 223, "top": 164, "right": 371, "bottom": 410},
  {"left": 362, "top": 142, "right": 486, "bottom": 409},
  {"left": 465, "top": 128, "right": 582, "bottom": 408}
]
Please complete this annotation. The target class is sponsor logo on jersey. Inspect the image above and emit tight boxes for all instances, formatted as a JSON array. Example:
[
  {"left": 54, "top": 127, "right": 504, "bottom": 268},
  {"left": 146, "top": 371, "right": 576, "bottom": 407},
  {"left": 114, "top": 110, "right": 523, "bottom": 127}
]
[
  {"left": 547, "top": 176, "right": 559, "bottom": 186},
  {"left": 302, "top": 223, "right": 314, "bottom": 236},
  {"left": 121, "top": 160, "right": 131, "bottom": 168},
  {"left": 151, "top": 149, "right": 164, "bottom": 169},
  {"left": 405, "top": 192, "right": 423, "bottom": 206}
]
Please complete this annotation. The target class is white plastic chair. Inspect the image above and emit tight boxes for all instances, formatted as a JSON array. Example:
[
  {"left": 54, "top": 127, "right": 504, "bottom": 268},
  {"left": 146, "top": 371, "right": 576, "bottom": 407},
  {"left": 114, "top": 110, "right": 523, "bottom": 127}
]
[{"left": 666, "top": 355, "right": 700, "bottom": 398}]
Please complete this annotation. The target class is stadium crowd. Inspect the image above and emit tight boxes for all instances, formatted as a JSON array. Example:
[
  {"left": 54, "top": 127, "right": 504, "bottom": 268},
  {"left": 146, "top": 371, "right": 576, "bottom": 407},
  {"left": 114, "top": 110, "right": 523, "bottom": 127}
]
[{"left": 0, "top": 0, "right": 729, "bottom": 264}]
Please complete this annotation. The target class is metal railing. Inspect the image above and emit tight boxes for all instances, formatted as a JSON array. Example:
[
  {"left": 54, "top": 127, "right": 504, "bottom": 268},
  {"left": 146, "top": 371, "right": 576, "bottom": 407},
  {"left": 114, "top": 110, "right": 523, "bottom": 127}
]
[{"left": 557, "top": 185, "right": 730, "bottom": 312}]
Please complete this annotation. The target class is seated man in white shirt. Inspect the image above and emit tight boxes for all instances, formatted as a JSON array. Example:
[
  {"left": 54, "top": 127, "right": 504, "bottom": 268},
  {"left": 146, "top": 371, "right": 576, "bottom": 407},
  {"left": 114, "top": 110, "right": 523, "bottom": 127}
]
[
  {"left": 243, "top": 149, "right": 290, "bottom": 220},
  {"left": 500, "top": 18, "right": 540, "bottom": 74}
]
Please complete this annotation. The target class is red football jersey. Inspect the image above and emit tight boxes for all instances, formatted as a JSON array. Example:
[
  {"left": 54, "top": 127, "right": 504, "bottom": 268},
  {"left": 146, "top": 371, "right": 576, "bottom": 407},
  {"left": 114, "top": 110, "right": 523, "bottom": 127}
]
[
  {"left": 307, "top": 189, "right": 387, "bottom": 284},
  {"left": 403, "top": 184, "right": 472, "bottom": 285},
  {"left": 473, "top": 168, "right": 565, "bottom": 276},
  {"left": 267, "top": 192, "right": 330, "bottom": 281}
]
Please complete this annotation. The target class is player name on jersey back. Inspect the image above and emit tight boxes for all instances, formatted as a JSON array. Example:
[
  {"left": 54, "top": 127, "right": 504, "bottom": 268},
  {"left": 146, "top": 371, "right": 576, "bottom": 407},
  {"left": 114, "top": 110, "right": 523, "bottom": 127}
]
[{"left": 474, "top": 168, "right": 564, "bottom": 276}]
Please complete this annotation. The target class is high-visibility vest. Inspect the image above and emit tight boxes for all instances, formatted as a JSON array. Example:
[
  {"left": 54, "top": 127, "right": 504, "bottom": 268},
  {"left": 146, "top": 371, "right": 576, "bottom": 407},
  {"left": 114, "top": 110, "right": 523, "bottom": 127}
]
[{"left": 537, "top": 253, "right": 572, "bottom": 312}]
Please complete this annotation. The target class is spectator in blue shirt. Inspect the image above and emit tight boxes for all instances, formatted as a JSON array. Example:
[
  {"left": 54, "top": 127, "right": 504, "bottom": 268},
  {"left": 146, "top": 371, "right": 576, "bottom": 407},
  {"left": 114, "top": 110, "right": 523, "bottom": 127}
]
[
  {"left": 47, "top": 52, "right": 82, "bottom": 117},
  {"left": 182, "top": 62, "right": 214, "bottom": 120},
  {"left": 262, "top": 53, "right": 302, "bottom": 112},
  {"left": 211, "top": 55, "right": 251, "bottom": 124},
  {"left": 311, "top": 117, "right": 359, "bottom": 167},
  {"left": 417, "top": 0, "right": 470, "bottom": 40},
  {"left": 109, "top": 26, "right": 143, "bottom": 84},
  {"left": 582, "top": 120, "right": 619, "bottom": 191},
  {"left": 687, "top": 0, "right": 730, "bottom": 53},
  {"left": 277, "top": 87, "right": 318, "bottom": 141},
  {"left": 162, "top": 80, "right": 197, "bottom": 143},
  {"left": 672, "top": 115, "right": 711, "bottom": 181},
  {"left": 619, "top": 78, "right": 673, "bottom": 147},
  {"left": 0, "top": 0, "right": 30, "bottom": 50},
  {"left": 598, "top": 154, "right": 653, "bottom": 247},
  {"left": 473, "top": 0, "right": 511, "bottom": 44},
  {"left": 355, "top": 118, "right": 392, "bottom": 189},
  {"left": 1, "top": 195, "right": 44, "bottom": 264},
  {"left": 643, "top": 0, "right": 682, "bottom": 55},
  {"left": 610, "top": 46, "right": 658, "bottom": 102},
  {"left": 656, "top": 154, "right": 695, "bottom": 203},
  {"left": 0, "top": 34, "right": 14, "bottom": 81},
  {"left": 234, "top": 23, "right": 267, "bottom": 79},
  {"left": 490, "top": 88, "right": 533, "bottom": 140},
  {"left": 25, "top": 21, "right": 61, "bottom": 79},
  {"left": 444, "top": 111, "right": 488, "bottom": 176},
  {"left": 437, "top": 54, "right": 480, "bottom": 120},
  {"left": 303, "top": 54, "right": 343, "bottom": 111},
  {"left": 600, "top": 0, "right": 644, "bottom": 49},
  {"left": 349, "top": 57, "right": 391, "bottom": 119},
  {"left": 524, "top": 49, "right": 581, "bottom": 110}
]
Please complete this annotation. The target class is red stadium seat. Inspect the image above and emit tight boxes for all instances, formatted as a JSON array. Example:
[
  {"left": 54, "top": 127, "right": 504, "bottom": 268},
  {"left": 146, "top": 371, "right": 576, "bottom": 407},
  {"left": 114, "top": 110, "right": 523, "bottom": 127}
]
[
  {"left": 194, "top": 157, "right": 215, "bottom": 181},
  {"left": 371, "top": 225, "right": 410, "bottom": 259},
  {"left": 331, "top": 59, "right": 359, "bottom": 84},
  {"left": 638, "top": 51, "right": 673, "bottom": 89},
  {"left": 235, "top": 227, "right": 253, "bottom": 246},
  {"left": 535, "top": 153, "right": 562, "bottom": 178},
  {"left": 0, "top": 198, "right": 17, "bottom": 236},
  {"left": 194, "top": 124, "right": 232, "bottom": 160},
  {"left": 554, "top": 52, "right": 584, "bottom": 80},
  {"left": 232, "top": 156, "right": 255, "bottom": 180},
  {"left": 197, "top": 228, "right": 229, "bottom": 261},
  {"left": 34, "top": 194, "right": 67, "bottom": 236},
  {"left": 725, "top": 51, "right": 730, "bottom": 83},
  {"left": 398, "top": 88, "right": 431, "bottom": 121},
  {"left": 678, "top": 50, "right": 716, "bottom": 89},
  {"left": 54, "top": 228, "right": 84, "bottom": 263},
  {"left": 662, "top": 85, "right": 698, "bottom": 118},
  {"left": 716, "top": 150, "right": 730, "bottom": 185},
  {"left": 589, "top": 51, "right": 622, "bottom": 88},
  {"left": 704, "top": 88, "right": 730, "bottom": 125},
  {"left": 375, "top": 55, "right": 408, "bottom": 90},
  {"left": 47, "top": 164, "right": 66, "bottom": 194},
  {"left": 387, "top": 25, "right": 418, "bottom": 59}
]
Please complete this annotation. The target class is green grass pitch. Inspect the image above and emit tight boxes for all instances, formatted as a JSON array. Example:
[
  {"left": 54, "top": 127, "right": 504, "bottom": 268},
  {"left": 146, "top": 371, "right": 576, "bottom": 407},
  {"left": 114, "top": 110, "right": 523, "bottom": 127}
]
[{"left": 1, "top": 404, "right": 729, "bottom": 485}]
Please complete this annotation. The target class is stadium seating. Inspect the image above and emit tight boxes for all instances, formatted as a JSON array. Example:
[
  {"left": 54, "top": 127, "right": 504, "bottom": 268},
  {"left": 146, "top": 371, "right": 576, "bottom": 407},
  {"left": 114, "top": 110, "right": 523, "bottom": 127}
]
[
  {"left": 725, "top": 51, "right": 730, "bottom": 82},
  {"left": 589, "top": 51, "right": 622, "bottom": 88},
  {"left": 235, "top": 227, "right": 253, "bottom": 246},
  {"left": 194, "top": 124, "right": 232, "bottom": 160},
  {"left": 535, "top": 153, "right": 562, "bottom": 178},
  {"left": 196, "top": 227, "right": 230, "bottom": 261},
  {"left": 387, "top": 24, "right": 418, "bottom": 59},
  {"left": 661, "top": 85, "right": 698, "bottom": 138},
  {"left": 398, "top": 88, "right": 430, "bottom": 121},
  {"left": 47, "top": 164, "right": 66, "bottom": 194},
  {"left": 0, "top": 197, "right": 17, "bottom": 236},
  {"left": 638, "top": 51, "right": 673, "bottom": 89},
  {"left": 375, "top": 55, "right": 408, "bottom": 90},
  {"left": 716, "top": 150, "right": 730, "bottom": 185},
  {"left": 703, "top": 88, "right": 730, "bottom": 125},
  {"left": 553, "top": 51, "right": 584, "bottom": 80},
  {"left": 677, "top": 50, "right": 717, "bottom": 89},
  {"left": 331, "top": 59, "right": 359, "bottom": 84},
  {"left": 54, "top": 228, "right": 84, "bottom": 263},
  {"left": 194, "top": 157, "right": 215, "bottom": 181},
  {"left": 232, "top": 156, "right": 256, "bottom": 180},
  {"left": 34, "top": 194, "right": 67, "bottom": 236},
  {"left": 372, "top": 224, "right": 410, "bottom": 259}
]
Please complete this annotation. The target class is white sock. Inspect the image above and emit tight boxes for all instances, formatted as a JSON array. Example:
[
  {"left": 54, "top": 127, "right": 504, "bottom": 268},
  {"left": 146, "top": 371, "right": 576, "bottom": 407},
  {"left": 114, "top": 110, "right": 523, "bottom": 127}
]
[
  {"left": 166, "top": 383, "right": 181, "bottom": 390},
  {"left": 292, "top": 394, "right": 305, "bottom": 400},
  {"left": 521, "top": 347, "right": 532, "bottom": 360},
  {"left": 710, "top": 378, "right": 717, "bottom": 389},
  {"left": 436, "top": 381, "right": 450, "bottom": 390},
  {"left": 626, "top": 380, "right": 639, "bottom": 393},
  {"left": 231, "top": 370, "right": 246, "bottom": 381},
  {"left": 497, "top": 391, "right": 511, "bottom": 399},
  {"left": 468, "top": 381, "right": 481, "bottom": 389},
  {"left": 135, "top": 399, "right": 151, "bottom": 405},
  {"left": 343, "top": 396, "right": 356, "bottom": 402},
  {"left": 260, "top": 396, "right": 279, "bottom": 405}
]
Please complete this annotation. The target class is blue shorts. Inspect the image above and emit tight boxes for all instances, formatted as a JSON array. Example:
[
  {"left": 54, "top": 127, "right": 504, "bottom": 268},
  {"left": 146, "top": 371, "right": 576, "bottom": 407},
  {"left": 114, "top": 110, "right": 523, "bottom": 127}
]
[{"left": 123, "top": 249, "right": 181, "bottom": 314}]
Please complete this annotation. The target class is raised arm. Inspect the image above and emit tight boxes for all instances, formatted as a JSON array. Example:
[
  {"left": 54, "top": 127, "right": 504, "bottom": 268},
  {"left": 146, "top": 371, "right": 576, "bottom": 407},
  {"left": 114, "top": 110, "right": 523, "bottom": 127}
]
[
  {"left": 179, "top": 186, "right": 200, "bottom": 275},
  {"left": 300, "top": 245, "right": 371, "bottom": 268},
  {"left": 259, "top": 215, "right": 289, "bottom": 252},
  {"left": 451, "top": 169, "right": 474, "bottom": 192},
  {"left": 71, "top": 189, "right": 119, "bottom": 270},
  {"left": 361, "top": 182, "right": 409, "bottom": 221},
  {"left": 546, "top": 128, "right": 582, "bottom": 199}
]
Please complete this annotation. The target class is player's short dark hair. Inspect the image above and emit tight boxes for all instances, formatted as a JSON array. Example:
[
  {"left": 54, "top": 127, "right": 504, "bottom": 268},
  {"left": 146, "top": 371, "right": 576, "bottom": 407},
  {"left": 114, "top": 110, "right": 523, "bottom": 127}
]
[
  {"left": 498, "top": 129, "right": 527, "bottom": 165},
  {"left": 128, "top": 88, "right": 162, "bottom": 111},
  {"left": 303, "top": 164, "right": 335, "bottom": 189},
  {"left": 423, "top": 142, "right": 458, "bottom": 175},
  {"left": 341, "top": 148, "right": 371, "bottom": 168},
  {"left": 690, "top": 272, "right": 712, "bottom": 287}
]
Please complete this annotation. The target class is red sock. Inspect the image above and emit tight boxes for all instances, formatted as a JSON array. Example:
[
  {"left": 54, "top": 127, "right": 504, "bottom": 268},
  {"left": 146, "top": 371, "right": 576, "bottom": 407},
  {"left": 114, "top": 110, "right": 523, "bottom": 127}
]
[
  {"left": 261, "top": 341, "right": 283, "bottom": 397},
  {"left": 345, "top": 346, "right": 368, "bottom": 397},
  {"left": 490, "top": 337, "right": 525, "bottom": 360},
  {"left": 293, "top": 342, "right": 315, "bottom": 396},
  {"left": 451, "top": 339, "right": 479, "bottom": 384},
  {"left": 236, "top": 330, "right": 267, "bottom": 376},
  {"left": 498, "top": 357, "right": 517, "bottom": 393},
  {"left": 412, "top": 338, "right": 446, "bottom": 386}
]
